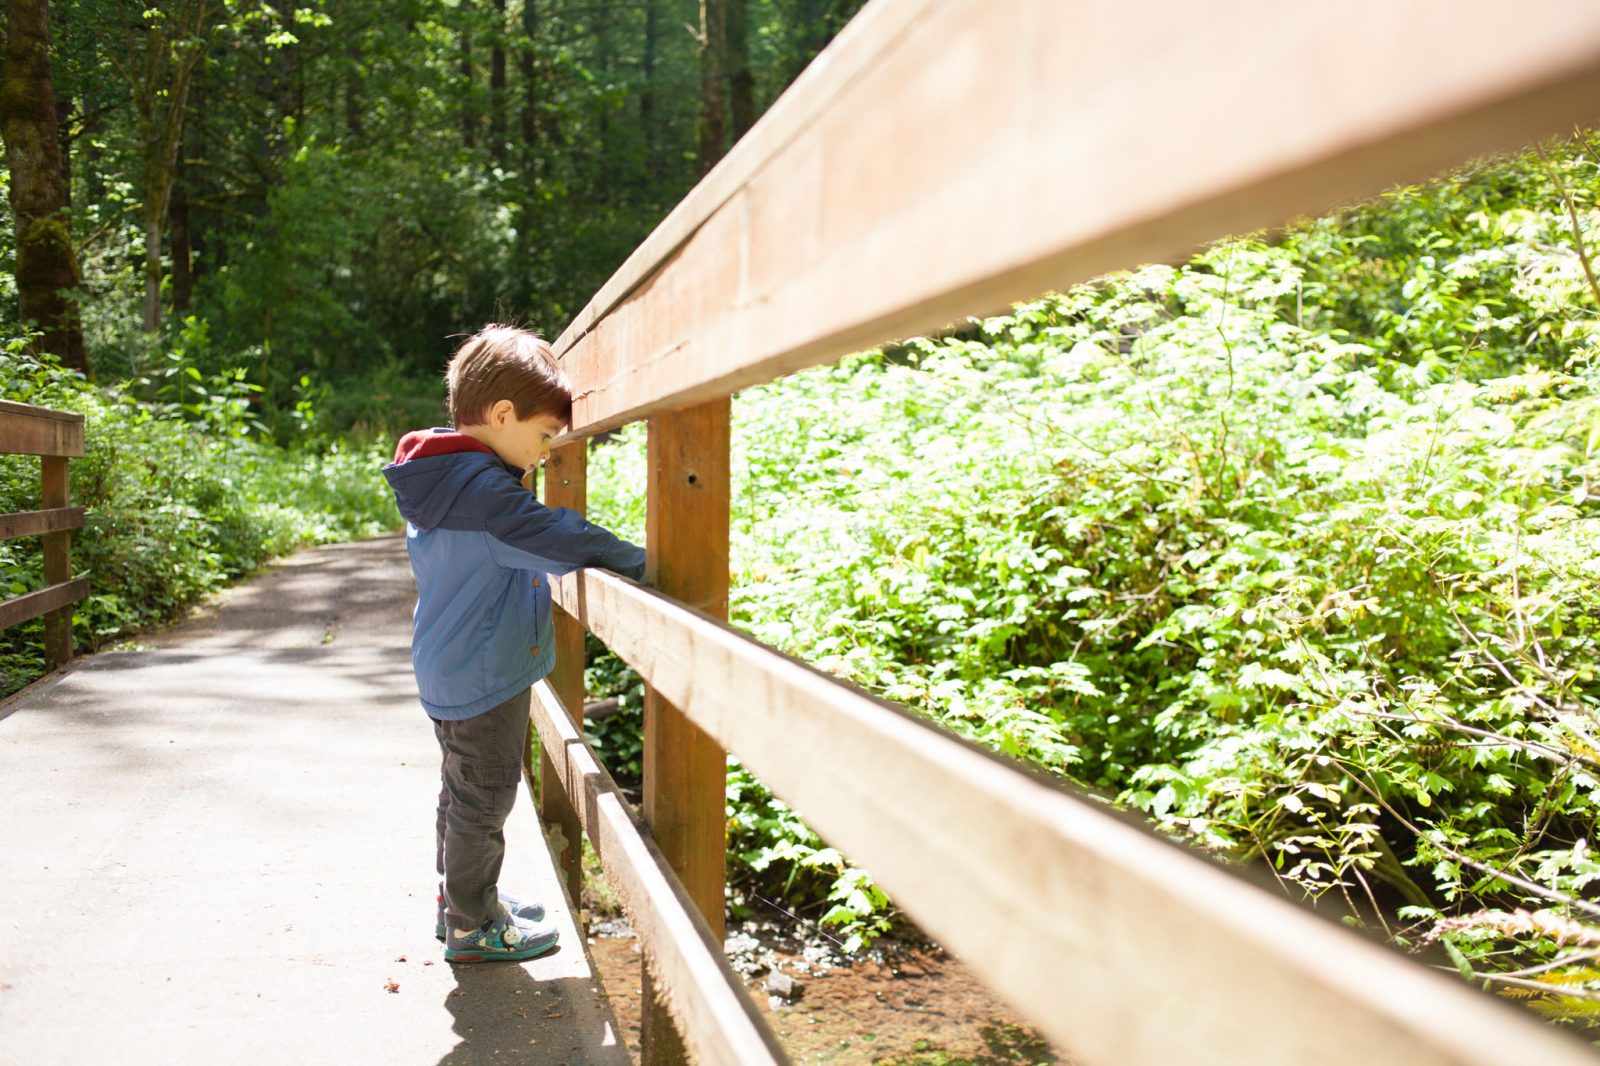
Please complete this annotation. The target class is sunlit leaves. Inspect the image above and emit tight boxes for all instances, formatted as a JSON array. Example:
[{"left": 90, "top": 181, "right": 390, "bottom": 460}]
[{"left": 579, "top": 142, "right": 1600, "bottom": 994}]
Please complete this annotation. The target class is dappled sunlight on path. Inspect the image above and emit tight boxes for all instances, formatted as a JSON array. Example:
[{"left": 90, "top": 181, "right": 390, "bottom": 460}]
[{"left": 0, "top": 535, "right": 627, "bottom": 1065}]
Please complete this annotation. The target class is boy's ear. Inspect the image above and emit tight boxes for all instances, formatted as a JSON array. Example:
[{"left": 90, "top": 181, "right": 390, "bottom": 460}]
[{"left": 489, "top": 399, "right": 515, "bottom": 427}]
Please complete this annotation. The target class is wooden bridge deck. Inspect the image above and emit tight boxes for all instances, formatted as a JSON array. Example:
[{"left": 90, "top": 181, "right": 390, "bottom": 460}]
[{"left": 0, "top": 535, "right": 628, "bottom": 1066}]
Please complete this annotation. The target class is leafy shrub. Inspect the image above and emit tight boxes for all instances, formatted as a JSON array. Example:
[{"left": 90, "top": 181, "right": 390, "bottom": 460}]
[
  {"left": 585, "top": 140, "right": 1600, "bottom": 1021},
  {"left": 0, "top": 344, "right": 397, "bottom": 697}
]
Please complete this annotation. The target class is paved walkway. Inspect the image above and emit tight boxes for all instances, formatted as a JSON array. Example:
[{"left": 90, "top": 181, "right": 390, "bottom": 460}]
[{"left": 0, "top": 534, "right": 629, "bottom": 1065}]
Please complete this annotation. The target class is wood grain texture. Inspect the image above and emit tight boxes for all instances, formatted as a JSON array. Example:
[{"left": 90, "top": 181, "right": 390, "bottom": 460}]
[
  {"left": 549, "top": 567, "right": 1600, "bottom": 1066},
  {"left": 539, "top": 441, "right": 590, "bottom": 914},
  {"left": 642, "top": 399, "right": 731, "bottom": 1065},
  {"left": 0, "top": 401, "right": 85, "bottom": 458},
  {"left": 529, "top": 681, "right": 788, "bottom": 1066},
  {"left": 0, "top": 506, "right": 84, "bottom": 541},
  {"left": 550, "top": 0, "right": 1600, "bottom": 437},
  {"left": 0, "top": 578, "right": 88, "bottom": 633}
]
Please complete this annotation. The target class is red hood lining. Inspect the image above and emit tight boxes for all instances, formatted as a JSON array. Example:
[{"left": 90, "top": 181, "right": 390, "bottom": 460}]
[{"left": 392, "top": 430, "right": 497, "bottom": 464}]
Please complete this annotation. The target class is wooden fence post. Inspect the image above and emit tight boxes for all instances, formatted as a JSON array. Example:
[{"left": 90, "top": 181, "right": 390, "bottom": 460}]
[
  {"left": 41, "top": 456, "right": 71, "bottom": 666},
  {"left": 538, "top": 442, "right": 588, "bottom": 924},
  {"left": 641, "top": 398, "right": 730, "bottom": 1065}
]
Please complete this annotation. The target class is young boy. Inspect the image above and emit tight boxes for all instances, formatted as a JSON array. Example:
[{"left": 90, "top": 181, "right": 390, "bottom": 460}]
[{"left": 383, "top": 324, "right": 645, "bottom": 963}]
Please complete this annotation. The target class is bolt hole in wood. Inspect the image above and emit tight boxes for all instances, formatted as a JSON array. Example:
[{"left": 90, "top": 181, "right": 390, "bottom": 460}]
[{"left": 687, "top": 473, "right": 699, "bottom": 485}]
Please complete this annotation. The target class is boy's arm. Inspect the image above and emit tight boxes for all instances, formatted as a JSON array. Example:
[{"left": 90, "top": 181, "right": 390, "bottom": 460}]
[{"left": 482, "top": 476, "right": 646, "bottom": 580}]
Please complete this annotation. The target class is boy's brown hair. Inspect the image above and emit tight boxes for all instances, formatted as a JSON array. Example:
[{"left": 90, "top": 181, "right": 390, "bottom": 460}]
[{"left": 446, "top": 324, "right": 572, "bottom": 427}]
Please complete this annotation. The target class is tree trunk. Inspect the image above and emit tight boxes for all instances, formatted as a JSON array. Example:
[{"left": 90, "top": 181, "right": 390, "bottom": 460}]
[
  {"left": 84, "top": 93, "right": 105, "bottom": 205},
  {"left": 490, "top": 0, "right": 506, "bottom": 165},
  {"left": 142, "top": 213, "right": 163, "bottom": 334},
  {"left": 696, "top": 0, "right": 726, "bottom": 176},
  {"left": 519, "top": 0, "right": 537, "bottom": 167},
  {"left": 0, "top": 0, "right": 88, "bottom": 375},
  {"left": 83, "top": 35, "right": 105, "bottom": 204},
  {"left": 640, "top": 0, "right": 658, "bottom": 184},
  {"left": 726, "top": 0, "right": 754, "bottom": 140},
  {"left": 125, "top": 0, "right": 212, "bottom": 337},
  {"left": 596, "top": 0, "right": 613, "bottom": 183},
  {"left": 512, "top": 0, "right": 540, "bottom": 316},
  {"left": 54, "top": 93, "right": 71, "bottom": 207},
  {"left": 170, "top": 161, "right": 193, "bottom": 313},
  {"left": 460, "top": 0, "right": 476, "bottom": 149},
  {"left": 171, "top": 71, "right": 206, "bottom": 315},
  {"left": 184, "top": 86, "right": 208, "bottom": 289}
]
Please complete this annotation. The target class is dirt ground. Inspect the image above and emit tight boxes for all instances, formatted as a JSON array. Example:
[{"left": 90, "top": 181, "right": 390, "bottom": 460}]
[{"left": 586, "top": 922, "right": 1064, "bottom": 1065}]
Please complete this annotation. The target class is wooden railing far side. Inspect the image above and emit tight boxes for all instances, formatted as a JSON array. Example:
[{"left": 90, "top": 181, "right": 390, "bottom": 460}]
[{"left": 0, "top": 401, "right": 87, "bottom": 667}]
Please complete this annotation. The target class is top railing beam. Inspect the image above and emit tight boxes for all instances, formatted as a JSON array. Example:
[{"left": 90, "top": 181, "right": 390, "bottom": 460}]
[
  {"left": 552, "top": 0, "right": 1600, "bottom": 437},
  {"left": 0, "top": 401, "right": 85, "bottom": 458}
]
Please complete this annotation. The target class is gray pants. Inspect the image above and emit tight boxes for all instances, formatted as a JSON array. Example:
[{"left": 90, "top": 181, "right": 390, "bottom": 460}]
[{"left": 433, "top": 688, "right": 531, "bottom": 931}]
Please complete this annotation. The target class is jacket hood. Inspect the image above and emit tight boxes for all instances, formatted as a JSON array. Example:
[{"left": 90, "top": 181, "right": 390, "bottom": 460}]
[{"left": 383, "top": 429, "right": 511, "bottom": 531}]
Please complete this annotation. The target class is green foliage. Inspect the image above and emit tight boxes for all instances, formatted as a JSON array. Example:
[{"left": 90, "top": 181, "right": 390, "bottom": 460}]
[
  {"left": 585, "top": 143, "right": 1600, "bottom": 1017},
  {"left": 43, "top": 0, "right": 867, "bottom": 422},
  {"left": 0, "top": 344, "right": 397, "bottom": 698},
  {"left": 581, "top": 630, "right": 645, "bottom": 787}
]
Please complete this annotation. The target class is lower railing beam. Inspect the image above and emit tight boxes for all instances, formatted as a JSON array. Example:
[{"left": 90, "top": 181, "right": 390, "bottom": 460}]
[{"left": 530, "top": 680, "right": 787, "bottom": 1065}]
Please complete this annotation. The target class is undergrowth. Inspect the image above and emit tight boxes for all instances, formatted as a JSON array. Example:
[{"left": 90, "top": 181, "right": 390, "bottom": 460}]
[
  {"left": 583, "top": 138, "right": 1600, "bottom": 1033},
  {"left": 0, "top": 346, "right": 396, "bottom": 698}
]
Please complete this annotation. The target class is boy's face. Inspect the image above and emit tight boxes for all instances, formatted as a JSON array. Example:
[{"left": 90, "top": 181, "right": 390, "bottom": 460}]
[{"left": 464, "top": 400, "right": 567, "bottom": 472}]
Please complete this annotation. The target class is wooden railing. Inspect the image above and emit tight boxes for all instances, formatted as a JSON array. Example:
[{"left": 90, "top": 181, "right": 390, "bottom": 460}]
[
  {"left": 526, "top": 1, "right": 1600, "bottom": 1063},
  {"left": 0, "top": 400, "right": 87, "bottom": 669}
]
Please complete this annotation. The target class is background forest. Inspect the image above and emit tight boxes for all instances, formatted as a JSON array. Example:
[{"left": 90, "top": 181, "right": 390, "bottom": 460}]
[
  {"left": 3, "top": 0, "right": 1599, "bottom": 1039},
  {"left": 4, "top": 0, "right": 863, "bottom": 409},
  {"left": 1, "top": 0, "right": 863, "bottom": 680}
]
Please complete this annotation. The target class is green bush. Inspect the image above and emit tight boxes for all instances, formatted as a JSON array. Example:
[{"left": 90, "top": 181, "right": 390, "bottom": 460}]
[
  {"left": 0, "top": 344, "right": 398, "bottom": 697},
  {"left": 585, "top": 141, "right": 1600, "bottom": 1018}
]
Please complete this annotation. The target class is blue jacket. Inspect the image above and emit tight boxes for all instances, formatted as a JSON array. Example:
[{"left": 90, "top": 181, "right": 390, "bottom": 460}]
[{"left": 382, "top": 428, "right": 645, "bottom": 720}]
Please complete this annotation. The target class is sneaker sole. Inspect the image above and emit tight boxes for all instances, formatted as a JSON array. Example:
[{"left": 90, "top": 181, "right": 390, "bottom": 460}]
[
  {"left": 444, "top": 938, "right": 558, "bottom": 964},
  {"left": 436, "top": 908, "right": 545, "bottom": 942}
]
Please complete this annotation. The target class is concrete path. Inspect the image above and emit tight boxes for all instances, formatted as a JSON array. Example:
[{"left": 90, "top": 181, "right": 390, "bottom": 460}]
[{"left": 0, "top": 535, "right": 629, "bottom": 1066}]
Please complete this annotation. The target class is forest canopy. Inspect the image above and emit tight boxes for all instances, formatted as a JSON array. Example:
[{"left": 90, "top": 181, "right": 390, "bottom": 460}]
[{"left": 3, "top": 0, "right": 864, "bottom": 427}]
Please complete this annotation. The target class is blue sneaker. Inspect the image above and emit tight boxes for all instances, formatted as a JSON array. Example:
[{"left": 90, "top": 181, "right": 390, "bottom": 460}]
[
  {"left": 444, "top": 913, "right": 559, "bottom": 963},
  {"left": 435, "top": 889, "right": 546, "bottom": 941}
]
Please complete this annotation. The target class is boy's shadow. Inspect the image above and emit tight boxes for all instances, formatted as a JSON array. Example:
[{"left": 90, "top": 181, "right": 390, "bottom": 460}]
[{"left": 437, "top": 947, "right": 630, "bottom": 1066}]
